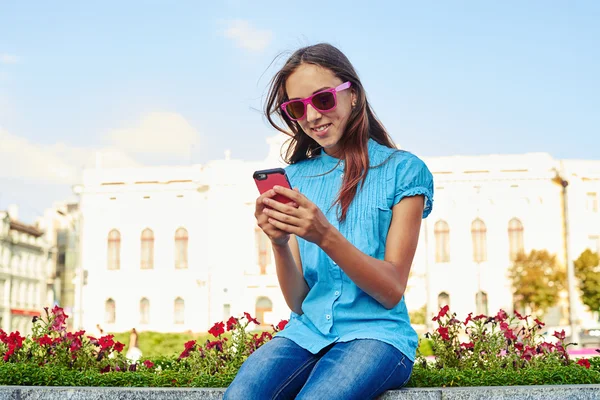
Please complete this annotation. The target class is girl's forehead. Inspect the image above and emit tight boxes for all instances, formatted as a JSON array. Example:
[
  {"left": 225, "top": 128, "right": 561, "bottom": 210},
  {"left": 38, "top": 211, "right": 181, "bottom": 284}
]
[{"left": 285, "top": 64, "right": 340, "bottom": 96}]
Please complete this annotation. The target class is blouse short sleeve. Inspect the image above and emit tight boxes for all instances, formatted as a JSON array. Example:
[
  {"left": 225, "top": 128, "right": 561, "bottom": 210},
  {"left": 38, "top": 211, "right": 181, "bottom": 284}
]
[{"left": 390, "top": 152, "right": 434, "bottom": 218}]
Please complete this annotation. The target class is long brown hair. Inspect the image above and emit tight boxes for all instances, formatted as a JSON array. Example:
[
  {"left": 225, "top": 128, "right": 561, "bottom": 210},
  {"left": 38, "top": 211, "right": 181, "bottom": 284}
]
[{"left": 265, "top": 43, "right": 397, "bottom": 221}]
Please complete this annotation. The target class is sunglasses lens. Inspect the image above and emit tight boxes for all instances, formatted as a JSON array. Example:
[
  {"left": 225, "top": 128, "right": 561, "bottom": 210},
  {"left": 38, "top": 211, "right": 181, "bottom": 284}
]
[
  {"left": 312, "top": 92, "right": 335, "bottom": 111},
  {"left": 286, "top": 101, "right": 305, "bottom": 120}
]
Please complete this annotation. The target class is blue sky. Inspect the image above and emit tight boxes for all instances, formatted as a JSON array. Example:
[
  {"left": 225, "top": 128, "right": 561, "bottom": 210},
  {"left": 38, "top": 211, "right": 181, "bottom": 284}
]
[{"left": 1, "top": 1, "right": 599, "bottom": 222}]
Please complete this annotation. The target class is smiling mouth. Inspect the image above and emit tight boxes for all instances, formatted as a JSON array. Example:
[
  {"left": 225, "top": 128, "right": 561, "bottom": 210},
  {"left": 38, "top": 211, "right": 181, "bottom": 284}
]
[{"left": 311, "top": 123, "right": 331, "bottom": 133}]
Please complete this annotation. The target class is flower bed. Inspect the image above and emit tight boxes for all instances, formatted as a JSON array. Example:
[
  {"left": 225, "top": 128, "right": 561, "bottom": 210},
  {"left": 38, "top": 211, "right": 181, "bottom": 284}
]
[{"left": 0, "top": 305, "right": 599, "bottom": 388}]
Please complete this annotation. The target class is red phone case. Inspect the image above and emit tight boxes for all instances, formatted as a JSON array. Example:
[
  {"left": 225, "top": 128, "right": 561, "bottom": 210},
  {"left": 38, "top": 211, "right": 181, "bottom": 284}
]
[{"left": 253, "top": 168, "right": 293, "bottom": 204}]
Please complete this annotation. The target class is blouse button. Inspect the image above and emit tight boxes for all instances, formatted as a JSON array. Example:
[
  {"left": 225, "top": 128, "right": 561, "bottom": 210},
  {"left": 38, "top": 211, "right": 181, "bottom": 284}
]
[{"left": 325, "top": 314, "right": 331, "bottom": 320}]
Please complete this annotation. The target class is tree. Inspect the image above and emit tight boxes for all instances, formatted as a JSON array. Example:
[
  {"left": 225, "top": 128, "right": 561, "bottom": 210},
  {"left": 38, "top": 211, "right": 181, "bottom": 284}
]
[
  {"left": 508, "top": 249, "right": 565, "bottom": 316},
  {"left": 574, "top": 249, "right": 600, "bottom": 317}
]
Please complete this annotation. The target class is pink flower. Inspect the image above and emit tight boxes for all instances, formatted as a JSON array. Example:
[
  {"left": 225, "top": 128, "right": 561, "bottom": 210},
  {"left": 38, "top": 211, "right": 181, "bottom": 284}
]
[
  {"left": 553, "top": 330, "right": 566, "bottom": 341},
  {"left": 143, "top": 360, "right": 154, "bottom": 368}
]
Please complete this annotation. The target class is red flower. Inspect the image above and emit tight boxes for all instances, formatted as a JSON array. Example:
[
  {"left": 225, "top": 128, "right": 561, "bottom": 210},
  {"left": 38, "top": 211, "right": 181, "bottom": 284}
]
[
  {"left": 0, "top": 329, "right": 7, "bottom": 343},
  {"left": 3, "top": 332, "right": 25, "bottom": 361},
  {"left": 473, "top": 314, "right": 487, "bottom": 321},
  {"left": 460, "top": 342, "right": 474, "bottom": 350},
  {"left": 36, "top": 335, "right": 53, "bottom": 346},
  {"left": 98, "top": 335, "right": 115, "bottom": 351},
  {"left": 432, "top": 305, "right": 449, "bottom": 322},
  {"left": 206, "top": 340, "right": 224, "bottom": 352},
  {"left": 179, "top": 340, "right": 196, "bottom": 359},
  {"left": 534, "top": 318, "right": 545, "bottom": 327},
  {"left": 244, "top": 312, "right": 260, "bottom": 325},
  {"left": 463, "top": 313, "right": 473, "bottom": 326},
  {"left": 276, "top": 320, "right": 288, "bottom": 331},
  {"left": 143, "top": 360, "right": 154, "bottom": 368},
  {"left": 436, "top": 327, "right": 450, "bottom": 340},
  {"left": 577, "top": 358, "right": 591, "bottom": 369},
  {"left": 208, "top": 322, "right": 225, "bottom": 338},
  {"left": 114, "top": 342, "right": 125, "bottom": 353},
  {"left": 226, "top": 317, "right": 238, "bottom": 331},
  {"left": 513, "top": 310, "right": 528, "bottom": 321}
]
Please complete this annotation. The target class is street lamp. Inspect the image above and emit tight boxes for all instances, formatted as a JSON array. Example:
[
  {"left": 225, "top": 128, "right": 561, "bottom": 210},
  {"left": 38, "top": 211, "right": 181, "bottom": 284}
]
[{"left": 552, "top": 168, "right": 580, "bottom": 346}]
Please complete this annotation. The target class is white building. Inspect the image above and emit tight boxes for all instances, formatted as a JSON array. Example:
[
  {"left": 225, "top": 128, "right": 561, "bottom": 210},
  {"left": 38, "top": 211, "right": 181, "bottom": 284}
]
[
  {"left": 0, "top": 206, "right": 55, "bottom": 334},
  {"left": 78, "top": 135, "right": 600, "bottom": 334}
]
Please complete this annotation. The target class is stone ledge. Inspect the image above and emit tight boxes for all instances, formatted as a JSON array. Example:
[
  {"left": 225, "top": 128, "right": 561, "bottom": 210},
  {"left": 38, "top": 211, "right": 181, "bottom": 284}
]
[{"left": 0, "top": 385, "right": 599, "bottom": 399}]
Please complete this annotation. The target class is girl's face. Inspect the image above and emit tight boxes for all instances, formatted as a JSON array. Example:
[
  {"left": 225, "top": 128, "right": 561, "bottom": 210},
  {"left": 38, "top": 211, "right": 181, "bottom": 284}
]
[{"left": 285, "top": 64, "right": 356, "bottom": 157}]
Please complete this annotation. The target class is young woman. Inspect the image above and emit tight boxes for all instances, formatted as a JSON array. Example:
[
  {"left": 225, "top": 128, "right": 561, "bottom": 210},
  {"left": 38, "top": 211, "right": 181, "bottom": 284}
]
[{"left": 224, "top": 43, "right": 434, "bottom": 400}]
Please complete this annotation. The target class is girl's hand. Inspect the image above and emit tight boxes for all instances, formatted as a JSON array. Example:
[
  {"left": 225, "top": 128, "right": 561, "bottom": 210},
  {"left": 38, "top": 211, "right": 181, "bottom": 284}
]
[
  {"left": 262, "top": 186, "right": 332, "bottom": 246},
  {"left": 254, "top": 189, "right": 297, "bottom": 246}
]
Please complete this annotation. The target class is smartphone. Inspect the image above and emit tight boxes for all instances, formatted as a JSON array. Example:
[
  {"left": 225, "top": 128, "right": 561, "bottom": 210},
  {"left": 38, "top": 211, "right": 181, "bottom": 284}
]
[{"left": 253, "top": 168, "right": 293, "bottom": 204}]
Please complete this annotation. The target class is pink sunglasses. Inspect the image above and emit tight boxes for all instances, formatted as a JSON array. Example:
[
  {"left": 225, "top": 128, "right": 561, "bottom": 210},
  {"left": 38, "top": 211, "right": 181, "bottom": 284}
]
[{"left": 281, "top": 81, "right": 352, "bottom": 121}]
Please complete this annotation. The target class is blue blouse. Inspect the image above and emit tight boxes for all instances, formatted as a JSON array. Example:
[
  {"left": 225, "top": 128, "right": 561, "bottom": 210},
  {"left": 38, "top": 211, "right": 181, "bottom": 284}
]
[{"left": 276, "top": 138, "right": 434, "bottom": 361}]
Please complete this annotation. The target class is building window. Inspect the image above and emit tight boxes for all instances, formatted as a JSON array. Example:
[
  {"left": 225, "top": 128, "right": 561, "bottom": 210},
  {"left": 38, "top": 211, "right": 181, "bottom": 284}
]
[
  {"left": 438, "top": 292, "right": 450, "bottom": 309},
  {"left": 508, "top": 218, "right": 524, "bottom": 262},
  {"left": 174, "top": 297, "right": 185, "bottom": 324},
  {"left": 141, "top": 228, "right": 154, "bottom": 270},
  {"left": 223, "top": 304, "right": 231, "bottom": 321},
  {"left": 587, "top": 192, "right": 598, "bottom": 212},
  {"left": 255, "top": 296, "right": 272, "bottom": 325},
  {"left": 256, "top": 227, "right": 271, "bottom": 275},
  {"left": 476, "top": 291, "right": 488, "bottom": 316},
  {"left": 589, "top": 235, "right": 600, "bottom": 254},
  {"left": 105, "top": 298, "right": 116, "bottom": 324},
  {"left": 471, "top": 219, "right": 487, "bottom": 263},
  {"left": 174, "top": 227, "right": 188, "bottom": 269},
  {"left": 140, "top": 298, "right": 150, "bottom": 324},
  {"left": 107, "top": 229, "right": 121, "bottom": 270},
  {"left": 434, "top": 220, "right": 450, "bottom": 263}
]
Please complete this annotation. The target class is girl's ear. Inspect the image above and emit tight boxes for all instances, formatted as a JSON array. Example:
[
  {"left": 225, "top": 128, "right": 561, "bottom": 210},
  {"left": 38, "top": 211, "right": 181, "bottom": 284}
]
[{"left": 351, "top": 89, "right": 358, "bottom": 108}]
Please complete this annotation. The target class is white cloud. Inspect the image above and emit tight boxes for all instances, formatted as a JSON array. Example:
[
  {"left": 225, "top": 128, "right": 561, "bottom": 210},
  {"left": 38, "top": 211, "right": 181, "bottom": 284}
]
[
  {"left": 0, "top": 127, "right": 140, "bottom": 185},
  {"left": 0, "top": 111, "right": 199, "bottom": 186},
  {"left": 0, "top": 54, "right": 20, "bottom": 64},
  {"left": 222, "top": 19, "right": 273, "bottom": 52},
  {"left": 105, "top": 112, "right": 200, "bottom": 159}
]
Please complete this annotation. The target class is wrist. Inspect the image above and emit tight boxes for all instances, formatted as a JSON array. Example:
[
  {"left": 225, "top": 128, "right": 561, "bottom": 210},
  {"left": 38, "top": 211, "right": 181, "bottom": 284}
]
[{"left": 318, "top": 223, "right": 338, "bottom": 251}]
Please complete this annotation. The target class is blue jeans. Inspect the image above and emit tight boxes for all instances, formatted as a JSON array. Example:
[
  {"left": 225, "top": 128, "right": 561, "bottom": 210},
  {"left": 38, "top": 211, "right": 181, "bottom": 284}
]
[{"left": 223, "top": 337, "right": 413, "bottom": 400}]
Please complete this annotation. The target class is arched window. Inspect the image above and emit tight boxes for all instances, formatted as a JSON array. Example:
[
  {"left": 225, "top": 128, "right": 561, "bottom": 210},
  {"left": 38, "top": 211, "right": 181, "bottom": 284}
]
[
  {"left": 174, "top": 228, "right": 189, "bottom": 269},
  {"left": 256, "top": 227, "right": 271, "bottom": 275},
  {"left": 140, "top": 298, "right": 150, "bottom": 324},
  {"left": 438, "top": 292, "right": 450, "bottom": 309},
  {"left": 107, "top": 229, "right": 121, "bottom": 270},
  {"left": 508, "top": 218, "right": 524, "bottom": 262},
  {"left": 174, "top": 297, "right": 185, "bottom": 324},
  {"left": 471, "top": 219, "right": 487, "bottom": 263},
  {"left": 434, "top": 220, "right": 450, "bottom": 263},
  {"left": 255, "top": 296, "right": 273, "bottom": 325},
  {"left": 141, "top": 228, "right": 154, "bottom": 270},
  {"left": 476, "top": 291, "right": 489, "bottom": 316},
  {"left": 105, "top": 298, "right": 116, "bottom": 324}
]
